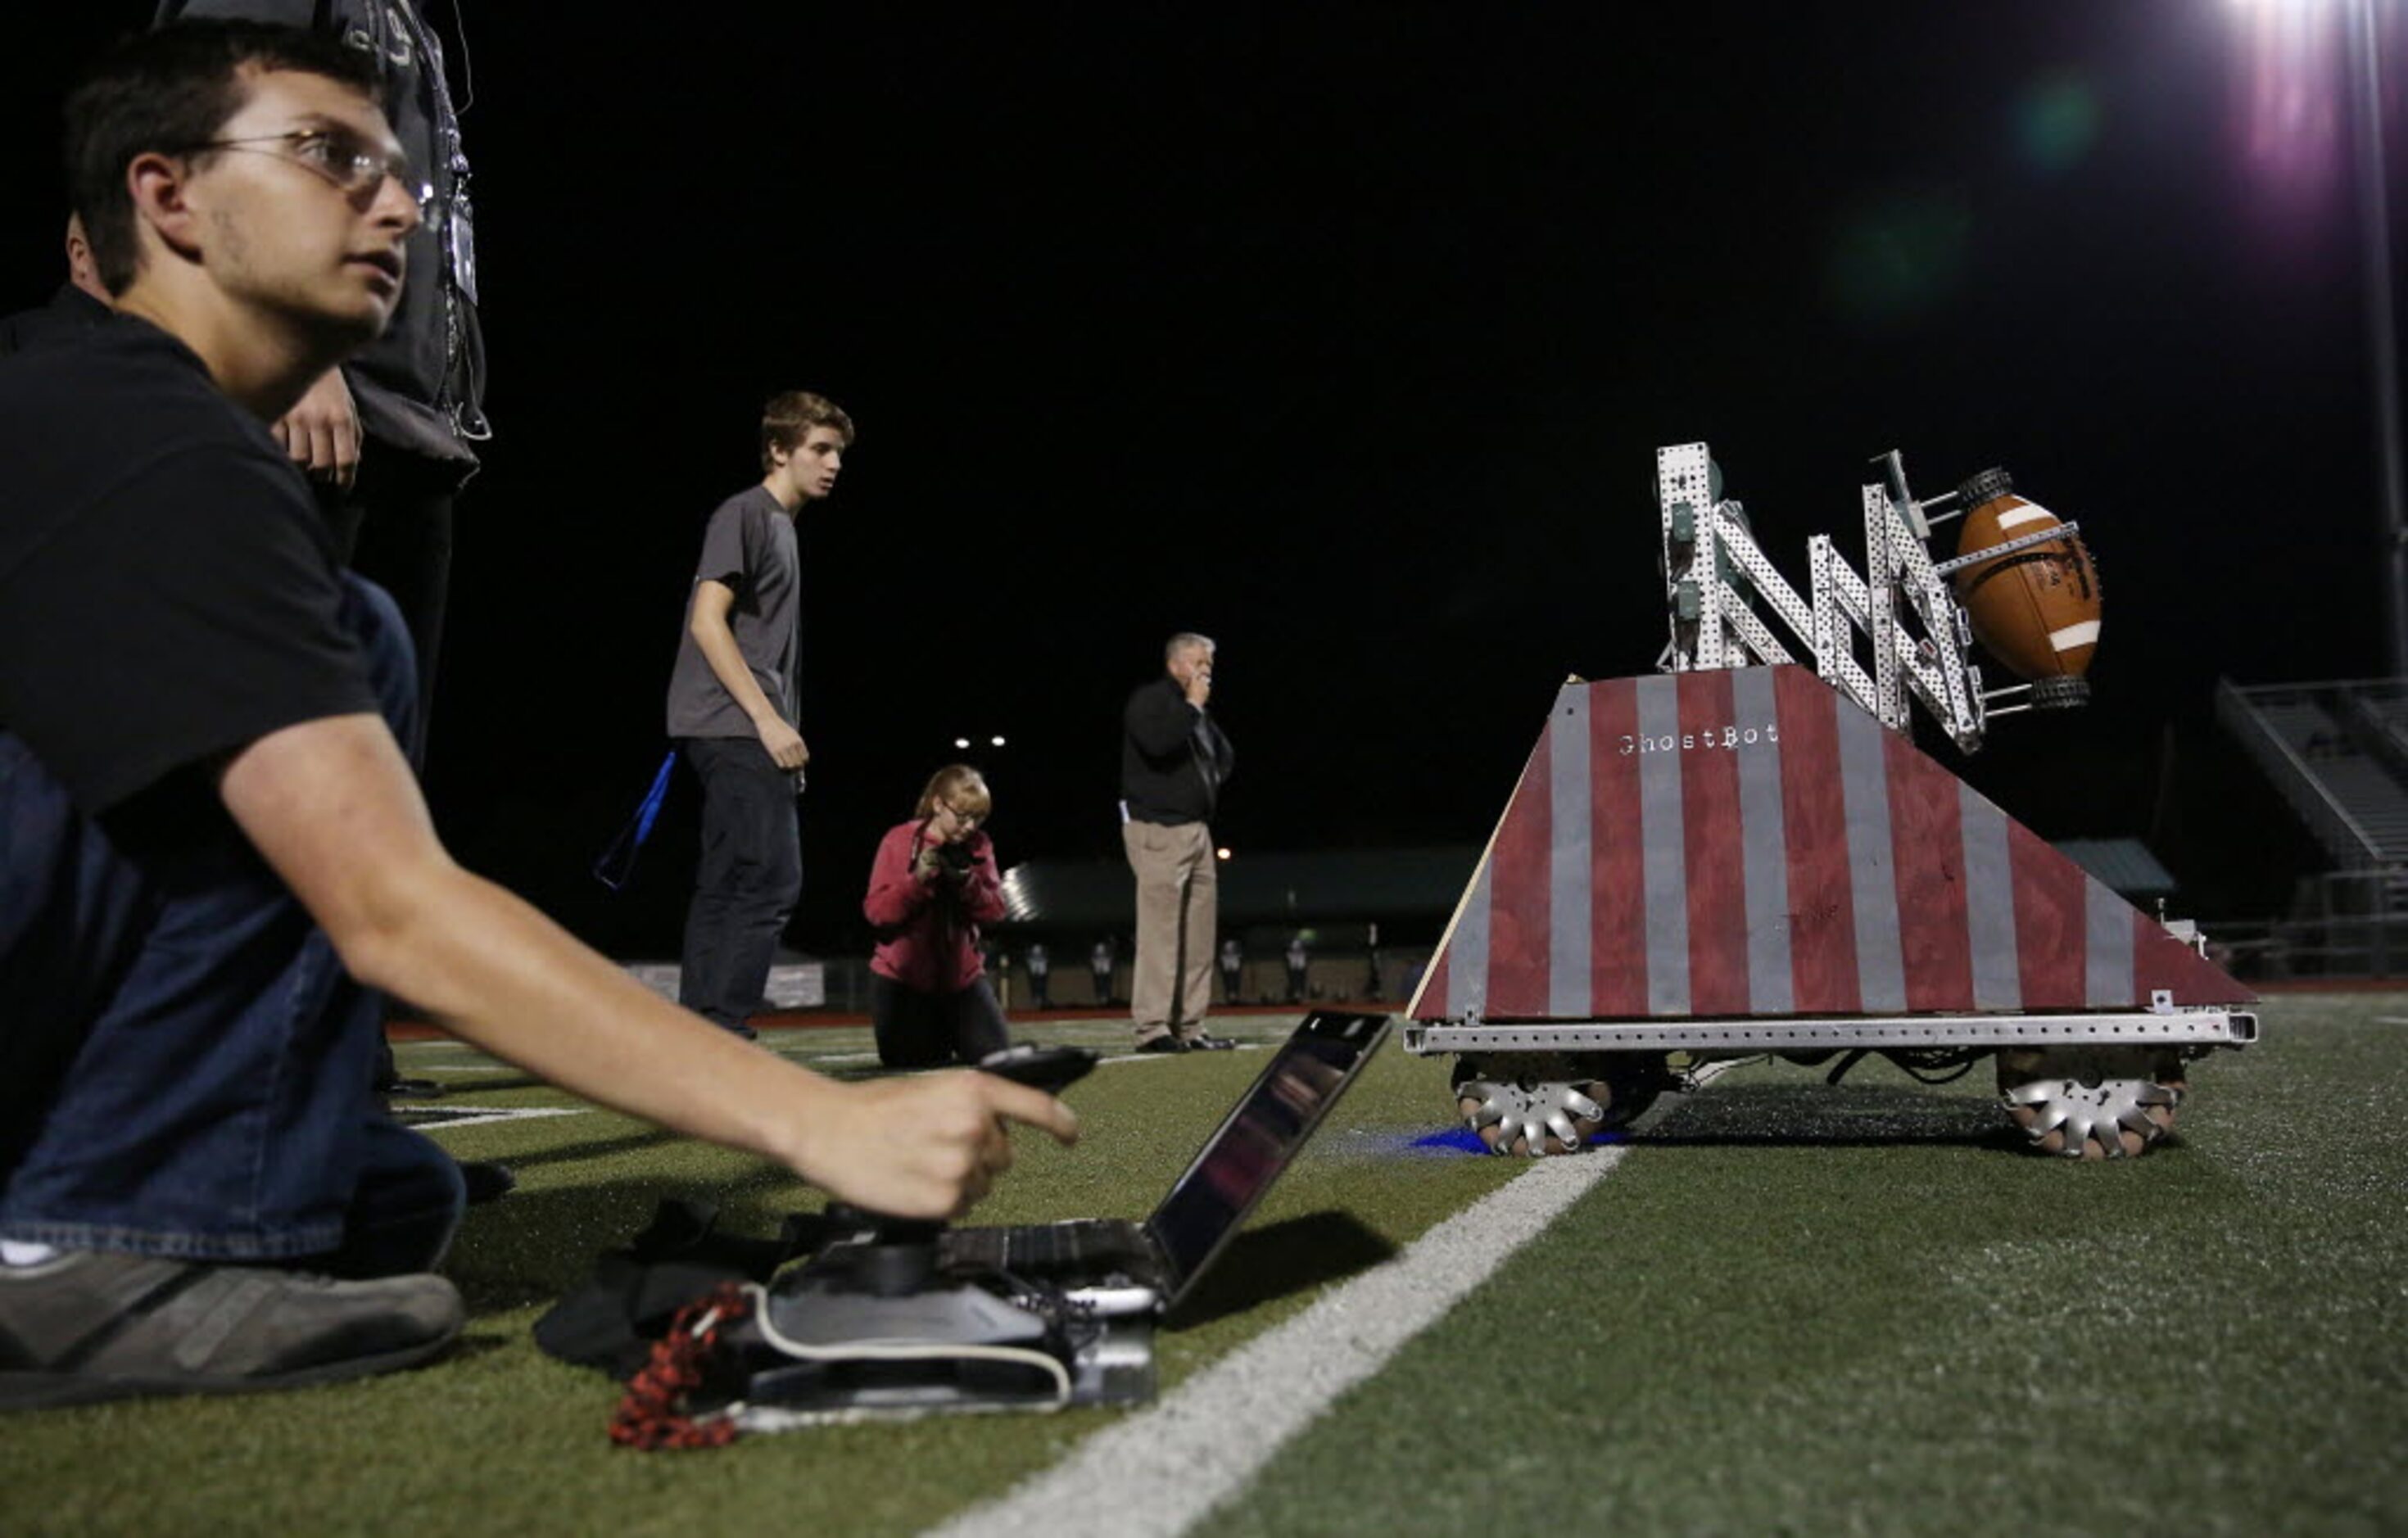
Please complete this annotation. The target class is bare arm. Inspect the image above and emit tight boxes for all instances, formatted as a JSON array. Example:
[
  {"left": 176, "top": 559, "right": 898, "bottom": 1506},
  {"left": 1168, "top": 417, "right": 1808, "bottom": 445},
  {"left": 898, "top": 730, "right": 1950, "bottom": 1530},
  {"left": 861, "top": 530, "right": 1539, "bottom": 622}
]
[
  {"left": 688, "top": 579, "right": 807, "bottom": 769},
  {"left": 269, "top": 369, "right": 361, "bottom": 490},
  {"left": 217, "top": 713, "right": 1072, "bottom": 1216}
]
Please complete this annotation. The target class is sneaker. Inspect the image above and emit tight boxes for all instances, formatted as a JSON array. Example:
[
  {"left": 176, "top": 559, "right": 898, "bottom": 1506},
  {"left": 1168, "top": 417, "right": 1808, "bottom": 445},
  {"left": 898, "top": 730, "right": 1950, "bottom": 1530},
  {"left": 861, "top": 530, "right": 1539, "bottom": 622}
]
[
  {"left": 726, "top": 1022, "right": 761, "bottom": 1043},
  {"left": 1135, "top": 1035, "right": 1188, "bottom": 1055},
  {"left": 459, "top": 1161, "right": 516, "bottom": 1206},
  {"left": 1180, "top": 1033, "right": 1238, "bottom": 1052},
  {"left": 0, "top": 1251, "right": 463, "bottom": 1411},
  {"left": 378, "top": 1077, "right": 446, "bottom": 1101}
]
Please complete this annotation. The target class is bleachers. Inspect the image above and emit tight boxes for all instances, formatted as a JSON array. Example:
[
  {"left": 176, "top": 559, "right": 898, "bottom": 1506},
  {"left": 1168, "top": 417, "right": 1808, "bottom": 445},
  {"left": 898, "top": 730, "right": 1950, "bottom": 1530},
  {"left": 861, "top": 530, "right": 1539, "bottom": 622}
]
[{"left": 2219, "top": 677, "right": 2408, "bottom": 911}]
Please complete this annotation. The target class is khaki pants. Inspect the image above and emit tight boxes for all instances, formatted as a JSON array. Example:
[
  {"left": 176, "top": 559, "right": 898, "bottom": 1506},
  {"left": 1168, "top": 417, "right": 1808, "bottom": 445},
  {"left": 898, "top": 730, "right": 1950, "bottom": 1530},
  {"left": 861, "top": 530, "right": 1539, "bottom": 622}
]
[{"left": 1123, "top": 819, "right": 1216, "bottom": 1041}]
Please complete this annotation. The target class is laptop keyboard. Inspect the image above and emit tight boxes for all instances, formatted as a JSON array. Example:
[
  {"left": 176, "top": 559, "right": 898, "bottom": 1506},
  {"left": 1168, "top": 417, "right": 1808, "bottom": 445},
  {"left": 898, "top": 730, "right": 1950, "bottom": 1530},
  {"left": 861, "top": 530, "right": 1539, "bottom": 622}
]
[{"left": 940, "top": 1219, "right": 1156, "bottom": 1281}]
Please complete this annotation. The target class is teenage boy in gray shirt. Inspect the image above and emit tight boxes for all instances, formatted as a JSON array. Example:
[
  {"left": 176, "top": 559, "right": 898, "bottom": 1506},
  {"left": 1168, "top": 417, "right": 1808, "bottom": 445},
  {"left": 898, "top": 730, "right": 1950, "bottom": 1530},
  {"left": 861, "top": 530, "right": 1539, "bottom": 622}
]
[{"left": 663, "top": 391, "right": 849, "bottom": 1038}]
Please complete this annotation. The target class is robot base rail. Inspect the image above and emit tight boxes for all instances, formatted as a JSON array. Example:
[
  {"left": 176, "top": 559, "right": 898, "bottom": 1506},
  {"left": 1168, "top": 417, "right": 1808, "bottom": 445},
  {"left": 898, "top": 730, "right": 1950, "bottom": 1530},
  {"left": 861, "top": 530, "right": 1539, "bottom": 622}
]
[{"left": 1401, "top": 1009, "right": 2258, "bottom": 1057}]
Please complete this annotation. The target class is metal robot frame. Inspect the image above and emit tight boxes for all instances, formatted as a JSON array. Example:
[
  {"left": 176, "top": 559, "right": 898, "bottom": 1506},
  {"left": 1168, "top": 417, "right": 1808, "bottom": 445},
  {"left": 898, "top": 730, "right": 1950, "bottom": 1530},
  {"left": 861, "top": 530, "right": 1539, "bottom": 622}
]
[{"left": 1401, "top": 442, "right": 2256, "bottom": 1160}]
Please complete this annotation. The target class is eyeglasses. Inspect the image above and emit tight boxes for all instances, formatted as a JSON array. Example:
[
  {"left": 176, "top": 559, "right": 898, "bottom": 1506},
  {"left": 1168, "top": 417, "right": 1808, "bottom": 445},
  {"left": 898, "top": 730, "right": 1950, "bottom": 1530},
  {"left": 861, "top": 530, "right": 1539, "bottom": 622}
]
[
  {"left": 937, "top": 802, "right": 984, "bottom": 830},
  {"left": 187, "top": 129, "right": 428, "bottom": 210}
]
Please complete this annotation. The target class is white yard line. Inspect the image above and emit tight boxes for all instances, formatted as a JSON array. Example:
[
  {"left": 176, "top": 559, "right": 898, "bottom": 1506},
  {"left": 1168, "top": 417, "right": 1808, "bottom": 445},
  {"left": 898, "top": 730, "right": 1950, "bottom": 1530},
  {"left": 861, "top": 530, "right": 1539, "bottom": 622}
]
[
  {"left": 1093, "top": 1044, "right": 1264, "bottom": 1069},
  {"left": 761, "top": 1047, "right": 1244, "bottom": 1070},
  {"left": 924, "top": 1149, "right": 1627, "bottom": 1538},
  {"left": 405, "top": 1106, "right": 587, "bottom": 1133}
]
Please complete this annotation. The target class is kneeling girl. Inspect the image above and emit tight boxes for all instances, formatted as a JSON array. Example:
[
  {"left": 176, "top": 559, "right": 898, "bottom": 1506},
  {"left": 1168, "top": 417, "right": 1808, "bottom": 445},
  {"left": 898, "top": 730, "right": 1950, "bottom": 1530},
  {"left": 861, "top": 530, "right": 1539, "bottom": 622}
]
[{"left": 863, "top": 764, "right": 1012, "bottom": 1068}]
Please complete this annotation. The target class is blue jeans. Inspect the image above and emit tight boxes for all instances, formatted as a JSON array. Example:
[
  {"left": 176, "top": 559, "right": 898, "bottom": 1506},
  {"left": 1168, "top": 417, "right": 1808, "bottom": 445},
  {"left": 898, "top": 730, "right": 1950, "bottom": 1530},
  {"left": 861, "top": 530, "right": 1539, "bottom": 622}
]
[
  {"left": 0, "top": 575, "right": 464, "bottom": 1275},
  {"left": 870, "top": 973, "right": 1010, "bottom": 1069},
  {"left": 677, "top": 736, "right": 803, "bottom": 1030}
]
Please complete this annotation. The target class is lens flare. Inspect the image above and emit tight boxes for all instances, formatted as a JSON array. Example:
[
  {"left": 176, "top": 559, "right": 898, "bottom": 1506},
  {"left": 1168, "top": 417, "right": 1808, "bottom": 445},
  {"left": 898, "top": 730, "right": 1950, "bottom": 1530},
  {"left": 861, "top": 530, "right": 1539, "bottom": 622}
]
[
  {"left": 2229, "top": 0, "right": 2347, "bottom": 213},
  {"left": 2012, "top": 71, "right": 2102, "bottom": 174}
]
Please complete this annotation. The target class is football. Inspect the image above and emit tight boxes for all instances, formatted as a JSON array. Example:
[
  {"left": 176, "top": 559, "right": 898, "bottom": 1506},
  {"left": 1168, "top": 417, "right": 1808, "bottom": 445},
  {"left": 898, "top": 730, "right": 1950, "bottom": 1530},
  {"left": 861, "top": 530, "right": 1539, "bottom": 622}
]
[{"left": 1949, "top": 468, "right": 2102, "bottom": 681}]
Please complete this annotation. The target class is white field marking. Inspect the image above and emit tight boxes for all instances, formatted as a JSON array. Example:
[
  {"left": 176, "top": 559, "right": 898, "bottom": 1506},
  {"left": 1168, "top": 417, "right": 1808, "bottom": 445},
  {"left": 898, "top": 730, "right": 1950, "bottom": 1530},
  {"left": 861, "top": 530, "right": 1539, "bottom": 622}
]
[
  {"left": 1095, "top": 1043, "right": 1264, "bottom": 1069},
  {"left": 773, "top": 1047, "right": 1261, "bottom": 1070},
  {"left": 923, "top": 1149, "right": 1626, "bottom": 1538},
  {"left": 1994, "top": 506, "right": 2057, "bottom": 532},
  {"left": 2374, "top": 1016, "right": 2408, "bottom": 1025},
  {"left": 403, "top": 1106, "right": 587, "bottom": 1133},
  {"left": 2048, "top": 620, "right": 2101, "bottom": 650}
]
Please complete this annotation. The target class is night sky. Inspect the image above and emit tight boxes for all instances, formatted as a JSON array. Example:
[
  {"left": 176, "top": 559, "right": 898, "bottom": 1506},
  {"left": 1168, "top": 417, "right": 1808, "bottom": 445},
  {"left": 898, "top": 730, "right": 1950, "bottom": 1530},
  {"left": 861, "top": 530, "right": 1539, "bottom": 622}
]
[{"left": 2, "top": 3, "right": 2399, "bottom": 949}]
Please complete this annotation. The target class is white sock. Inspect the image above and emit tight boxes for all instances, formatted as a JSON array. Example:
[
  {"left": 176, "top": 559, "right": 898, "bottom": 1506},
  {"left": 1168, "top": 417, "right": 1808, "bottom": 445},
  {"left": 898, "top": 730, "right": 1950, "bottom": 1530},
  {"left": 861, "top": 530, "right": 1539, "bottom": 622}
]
[{"left": 2, "top": 1240, "right": 61, "bottom": 1266}]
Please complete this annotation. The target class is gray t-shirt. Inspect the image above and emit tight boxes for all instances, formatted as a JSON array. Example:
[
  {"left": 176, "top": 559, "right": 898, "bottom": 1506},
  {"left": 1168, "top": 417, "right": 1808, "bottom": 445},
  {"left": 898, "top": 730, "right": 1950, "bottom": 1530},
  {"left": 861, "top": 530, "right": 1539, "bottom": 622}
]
[{"left": 664, "top": 485, "right": 800, "bottom": 739}]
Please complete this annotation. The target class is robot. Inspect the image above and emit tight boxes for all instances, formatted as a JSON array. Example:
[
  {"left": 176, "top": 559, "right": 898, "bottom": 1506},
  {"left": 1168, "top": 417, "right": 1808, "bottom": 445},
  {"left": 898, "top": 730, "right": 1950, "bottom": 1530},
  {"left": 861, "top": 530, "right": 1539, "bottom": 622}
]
[{"left": 1403, "top": 445, "right": 2255, "bottom": 1160}]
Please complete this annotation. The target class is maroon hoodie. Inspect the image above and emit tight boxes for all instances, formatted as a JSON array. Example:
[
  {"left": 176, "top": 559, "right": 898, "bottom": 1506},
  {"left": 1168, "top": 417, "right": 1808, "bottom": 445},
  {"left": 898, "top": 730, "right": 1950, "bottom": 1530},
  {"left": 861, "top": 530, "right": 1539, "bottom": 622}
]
[{"left": 863, "top": 820, "right": 1005, "bottom": 993}]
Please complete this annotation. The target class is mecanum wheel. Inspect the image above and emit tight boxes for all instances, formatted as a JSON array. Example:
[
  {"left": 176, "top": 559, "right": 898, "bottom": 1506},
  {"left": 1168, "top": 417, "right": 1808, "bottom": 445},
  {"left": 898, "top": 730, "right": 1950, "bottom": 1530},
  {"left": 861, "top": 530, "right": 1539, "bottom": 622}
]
[
  {"left": 1996, "top": 1046, "right": 2187, "bottom": 1160},
  {"left": 1452, "top": 1054, "right": 1666, "bottom": 1156}
]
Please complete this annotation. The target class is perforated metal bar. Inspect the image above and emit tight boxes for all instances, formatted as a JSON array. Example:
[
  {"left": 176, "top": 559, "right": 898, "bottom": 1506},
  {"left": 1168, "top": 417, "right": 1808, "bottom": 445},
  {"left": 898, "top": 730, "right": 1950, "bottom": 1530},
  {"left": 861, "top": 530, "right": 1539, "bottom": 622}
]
[
  {"left": 1863, "top": 484, "right": 1905, "bottom": 731},
  {"left": 1401, "top": 1010, "right": 2260, "bottom": 1056},
  {"left": 1659, "top": 442, "right": 2009, "bottom": 753},
  {"left": 1723, "top": 600, "right": 1798, "bottom": 667},
  {"left": 1930, "top": 518, "right": 2084, "bottom": 577}
]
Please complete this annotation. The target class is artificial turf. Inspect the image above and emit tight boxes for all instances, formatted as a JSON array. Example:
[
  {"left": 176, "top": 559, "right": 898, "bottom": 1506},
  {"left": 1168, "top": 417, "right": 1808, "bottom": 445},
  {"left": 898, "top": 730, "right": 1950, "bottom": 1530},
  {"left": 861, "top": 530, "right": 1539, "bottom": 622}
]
[
  {"left": 1215, "top": 997, "right": 2408, "bottom": 1536},
  {"left": 4, "top": 999, "right": 2401, "bottom": 1536},
  {"left": 0, "top": 1015, "right": 1519, "bottom": 1537}
]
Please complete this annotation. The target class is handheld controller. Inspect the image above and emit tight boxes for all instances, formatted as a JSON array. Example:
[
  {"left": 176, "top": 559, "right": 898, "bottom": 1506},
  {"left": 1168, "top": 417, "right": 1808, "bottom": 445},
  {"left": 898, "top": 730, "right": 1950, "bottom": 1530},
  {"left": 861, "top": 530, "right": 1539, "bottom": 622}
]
[
  {"left": 741, "top": 1043, "right": 1143, "bottom": 1418},
  {"left": 976, "top": 1043, "right": 1099, "bottom": 1094}
]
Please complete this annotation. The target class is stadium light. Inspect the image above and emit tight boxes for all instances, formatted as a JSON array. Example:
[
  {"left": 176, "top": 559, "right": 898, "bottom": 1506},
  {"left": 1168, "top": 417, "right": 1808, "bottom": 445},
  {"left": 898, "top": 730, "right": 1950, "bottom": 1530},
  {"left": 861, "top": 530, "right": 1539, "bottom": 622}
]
[
  {"left": 2236, "top": 0, "right": 2407, "bottom": 672},
  {"left": 2342, "top": 0, "right": 2407, "bottom": 676},
  {"left": 953, "top": 737, "right": 971, "bottom": 749}
]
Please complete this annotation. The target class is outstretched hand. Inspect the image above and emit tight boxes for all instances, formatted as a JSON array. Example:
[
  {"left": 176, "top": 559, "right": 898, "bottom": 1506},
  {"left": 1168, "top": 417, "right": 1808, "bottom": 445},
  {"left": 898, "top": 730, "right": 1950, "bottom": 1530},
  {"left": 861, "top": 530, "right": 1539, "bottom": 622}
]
[{"left": 786, "top": 1071, "right": 1079, "bottom": 1220}]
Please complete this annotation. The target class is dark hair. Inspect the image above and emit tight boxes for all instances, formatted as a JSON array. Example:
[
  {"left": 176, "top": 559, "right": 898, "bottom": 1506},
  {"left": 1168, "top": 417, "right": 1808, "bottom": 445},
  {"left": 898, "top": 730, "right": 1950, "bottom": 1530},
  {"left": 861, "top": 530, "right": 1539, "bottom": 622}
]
[
  {"left": 760, "top": 391, "right": 856, "bottom": 472},
  {"left": 64, "top": 20, "right": 382, "bottom": 295}
]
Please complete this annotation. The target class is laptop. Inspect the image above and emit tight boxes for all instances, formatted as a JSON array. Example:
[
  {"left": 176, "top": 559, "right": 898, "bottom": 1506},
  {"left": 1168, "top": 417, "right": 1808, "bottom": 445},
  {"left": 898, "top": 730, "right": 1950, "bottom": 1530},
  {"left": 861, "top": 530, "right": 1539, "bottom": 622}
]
[
  {"left": 733, "top": 1011, "right": 1392, "bottom": 1423},
  {"left": 935, "top": 1010, "right": 1391, "bottom": 1314}
]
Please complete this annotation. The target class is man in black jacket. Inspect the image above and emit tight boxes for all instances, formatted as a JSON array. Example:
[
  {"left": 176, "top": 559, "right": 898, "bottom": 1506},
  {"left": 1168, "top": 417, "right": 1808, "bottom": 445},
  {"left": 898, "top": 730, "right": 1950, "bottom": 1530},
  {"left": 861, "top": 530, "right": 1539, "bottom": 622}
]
[{"left": 1120, "top": 633, "right": 1237, "bottom": 1053}]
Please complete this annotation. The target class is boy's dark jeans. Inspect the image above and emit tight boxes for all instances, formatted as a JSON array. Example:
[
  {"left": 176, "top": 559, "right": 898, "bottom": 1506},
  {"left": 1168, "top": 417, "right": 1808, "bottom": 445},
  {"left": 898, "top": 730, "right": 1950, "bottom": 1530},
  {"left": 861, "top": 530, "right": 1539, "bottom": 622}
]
[
  {"left": 677, "top": 736, "right": 803, "bottom": 1032},
  {"left": 0, "top": 576, "right": 462, "bottom": 1273}
]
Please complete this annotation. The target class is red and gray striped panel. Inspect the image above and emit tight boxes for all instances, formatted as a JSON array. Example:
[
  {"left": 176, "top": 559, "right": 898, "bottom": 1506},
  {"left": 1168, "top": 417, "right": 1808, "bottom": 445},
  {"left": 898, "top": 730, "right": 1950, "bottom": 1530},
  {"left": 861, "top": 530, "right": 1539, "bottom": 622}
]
[{"left": 1411, "top": 667, "right": 2249, "bottom": 1023}]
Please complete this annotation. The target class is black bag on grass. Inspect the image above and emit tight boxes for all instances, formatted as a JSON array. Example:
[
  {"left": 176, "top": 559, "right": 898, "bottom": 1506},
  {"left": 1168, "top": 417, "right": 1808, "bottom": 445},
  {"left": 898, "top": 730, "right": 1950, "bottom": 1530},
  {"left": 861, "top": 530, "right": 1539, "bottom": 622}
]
[{"left": 533, "top": 1198, "right": 827, "bottom": 1378}]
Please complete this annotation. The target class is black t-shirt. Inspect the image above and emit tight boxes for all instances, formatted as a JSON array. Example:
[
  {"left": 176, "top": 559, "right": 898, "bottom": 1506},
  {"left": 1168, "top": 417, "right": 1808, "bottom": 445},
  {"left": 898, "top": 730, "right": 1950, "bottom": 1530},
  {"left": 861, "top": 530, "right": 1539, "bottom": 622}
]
[
  {"left": 0, "top": 318, "right": 379, "bottom": 816},
  {"left": 0, "top": 285, "right": 111, "bottom": 360}
]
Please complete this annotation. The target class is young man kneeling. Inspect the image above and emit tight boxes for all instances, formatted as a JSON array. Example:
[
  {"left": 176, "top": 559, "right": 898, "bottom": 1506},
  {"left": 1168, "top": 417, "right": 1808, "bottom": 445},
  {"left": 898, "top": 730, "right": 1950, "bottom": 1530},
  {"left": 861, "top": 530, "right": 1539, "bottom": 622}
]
[{"left": 0, "top": 22, "right": 1073, "bottom": 1410}]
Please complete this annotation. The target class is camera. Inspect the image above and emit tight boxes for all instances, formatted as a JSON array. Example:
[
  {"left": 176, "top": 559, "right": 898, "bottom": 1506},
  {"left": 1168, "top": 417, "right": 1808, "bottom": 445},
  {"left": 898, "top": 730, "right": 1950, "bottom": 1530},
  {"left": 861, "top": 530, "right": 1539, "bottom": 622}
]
[{"left": 931, "top": 839, "right": 976, "bottom": 875}]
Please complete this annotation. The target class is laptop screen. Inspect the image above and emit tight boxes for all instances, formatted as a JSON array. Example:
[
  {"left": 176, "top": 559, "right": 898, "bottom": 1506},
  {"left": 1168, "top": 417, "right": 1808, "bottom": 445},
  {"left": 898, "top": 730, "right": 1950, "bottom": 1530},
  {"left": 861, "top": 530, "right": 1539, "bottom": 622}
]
[{"left": 1144, "top": 1011, "right": 1390, "bottom": 1302}]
